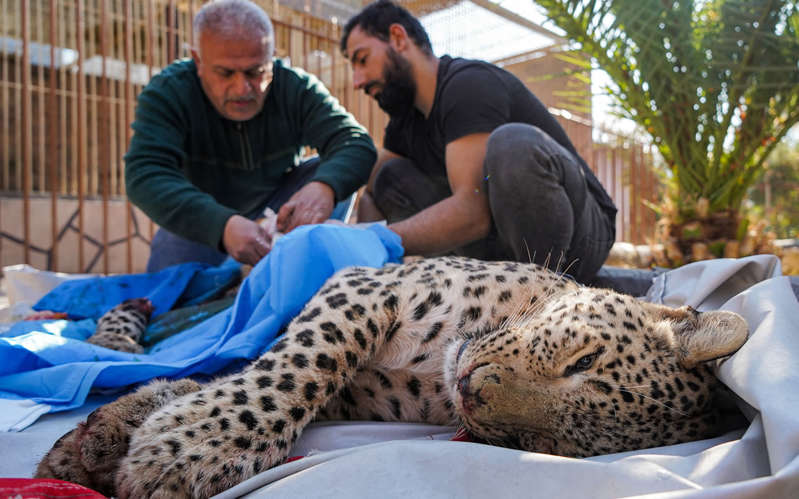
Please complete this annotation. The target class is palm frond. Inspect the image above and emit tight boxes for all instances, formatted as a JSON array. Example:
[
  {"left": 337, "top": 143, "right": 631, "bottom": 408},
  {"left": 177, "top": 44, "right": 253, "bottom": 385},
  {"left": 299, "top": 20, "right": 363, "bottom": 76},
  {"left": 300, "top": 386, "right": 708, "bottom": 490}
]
[{"left": 536, "top": 0, "right": 799, "bottom": 222}]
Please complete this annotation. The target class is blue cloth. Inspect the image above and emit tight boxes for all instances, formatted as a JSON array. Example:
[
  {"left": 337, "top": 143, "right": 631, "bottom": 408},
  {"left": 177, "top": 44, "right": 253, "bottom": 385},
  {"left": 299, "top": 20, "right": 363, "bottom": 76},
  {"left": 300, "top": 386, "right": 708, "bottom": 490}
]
[
  {"left": 32, "top": 260, "right": 242, "bottom": 320},
  {"left": 0, "top": 224, "right": 402, "bottom": 414}
]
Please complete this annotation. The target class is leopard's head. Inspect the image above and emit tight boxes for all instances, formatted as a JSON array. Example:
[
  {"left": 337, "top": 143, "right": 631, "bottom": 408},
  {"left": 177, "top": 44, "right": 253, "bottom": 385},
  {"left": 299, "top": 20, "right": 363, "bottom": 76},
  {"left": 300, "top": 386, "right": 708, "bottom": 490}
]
[{"left": 445, "top": 287, "right": 748, "bottom": 457}]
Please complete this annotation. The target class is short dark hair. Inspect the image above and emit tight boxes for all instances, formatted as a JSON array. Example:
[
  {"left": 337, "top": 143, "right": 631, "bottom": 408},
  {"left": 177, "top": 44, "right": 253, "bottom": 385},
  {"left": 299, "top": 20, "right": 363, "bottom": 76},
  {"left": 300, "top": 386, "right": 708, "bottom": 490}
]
[{"left": 340, "top": 0, "right": 433, "bottom": 56}]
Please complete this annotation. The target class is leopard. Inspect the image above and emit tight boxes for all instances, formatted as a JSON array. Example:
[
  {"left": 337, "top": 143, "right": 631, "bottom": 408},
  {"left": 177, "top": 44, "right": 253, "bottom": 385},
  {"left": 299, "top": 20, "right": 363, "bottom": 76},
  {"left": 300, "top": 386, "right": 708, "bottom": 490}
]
[
  {"left": 35, "top": 256, "right": 748, "bottom": 498},
  {"left": 85, "top": 298, "right": 153, "bottom": 354}
]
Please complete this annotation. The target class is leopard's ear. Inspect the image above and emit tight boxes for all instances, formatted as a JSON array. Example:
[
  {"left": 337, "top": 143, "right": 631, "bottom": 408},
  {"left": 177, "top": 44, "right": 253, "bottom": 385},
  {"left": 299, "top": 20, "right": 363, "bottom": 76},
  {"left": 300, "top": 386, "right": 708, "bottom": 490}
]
[{"left": 642, "top": 303, "right": 749, "bottom": 369}]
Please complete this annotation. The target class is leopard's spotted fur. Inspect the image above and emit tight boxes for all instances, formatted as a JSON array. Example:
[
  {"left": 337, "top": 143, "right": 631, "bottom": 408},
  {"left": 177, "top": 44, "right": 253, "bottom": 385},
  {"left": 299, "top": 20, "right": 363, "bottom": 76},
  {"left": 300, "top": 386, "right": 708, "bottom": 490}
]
[
  {"left": 86, "top": 298, "right": 153, "bottom": 353},
  {"left": 36, "top": 257, "right": 748, "bottom": 498}
]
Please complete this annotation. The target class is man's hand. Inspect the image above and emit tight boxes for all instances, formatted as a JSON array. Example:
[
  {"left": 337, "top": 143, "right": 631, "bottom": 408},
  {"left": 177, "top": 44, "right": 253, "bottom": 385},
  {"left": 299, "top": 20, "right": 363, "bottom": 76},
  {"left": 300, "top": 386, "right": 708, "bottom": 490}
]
[
  {"left": 222, "top": 215, "right": 271, "bottom": 265},
  {"left": 276, "top": 181, "right": 335, "bottom": 233}
]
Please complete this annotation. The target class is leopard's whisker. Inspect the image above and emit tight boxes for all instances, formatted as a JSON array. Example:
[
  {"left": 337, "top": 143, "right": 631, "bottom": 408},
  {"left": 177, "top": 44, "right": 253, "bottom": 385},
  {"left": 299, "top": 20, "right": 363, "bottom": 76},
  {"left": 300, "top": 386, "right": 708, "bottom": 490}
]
[
  {"left": 522, "top": 238, "right": 533, "bottom": 265},
  {"left": 560, "top": 257, "right": 580, "bottom": 280},
  {"left": 502, "top": 290, "right": 556, "bottom": 331},
  {"left": 555, "top": 251, "right": 565, "bottom": 275}
]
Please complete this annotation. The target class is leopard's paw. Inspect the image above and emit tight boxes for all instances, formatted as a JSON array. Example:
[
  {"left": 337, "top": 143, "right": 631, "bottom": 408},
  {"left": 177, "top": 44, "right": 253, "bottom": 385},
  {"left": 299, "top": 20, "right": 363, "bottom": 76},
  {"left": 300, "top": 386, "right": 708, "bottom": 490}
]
[
  {"left": 35, "top": 428, "right": 98, "bottom": 492},
  {"left": 116, "top": 444, "right": 192, "bottom": 499},
  {"left": 76, "top": 379, "right": 201, "bottom": 472},
  {"left": 36, "top": 379, "right": 201, "bottom": 497}
]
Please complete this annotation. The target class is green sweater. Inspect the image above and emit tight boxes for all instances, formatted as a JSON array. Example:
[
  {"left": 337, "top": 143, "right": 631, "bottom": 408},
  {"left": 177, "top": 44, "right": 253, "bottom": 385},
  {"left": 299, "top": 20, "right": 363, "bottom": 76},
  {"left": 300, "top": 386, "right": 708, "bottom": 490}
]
[{"left": 124, "top": 58, "right": 376, "bottom": 250}]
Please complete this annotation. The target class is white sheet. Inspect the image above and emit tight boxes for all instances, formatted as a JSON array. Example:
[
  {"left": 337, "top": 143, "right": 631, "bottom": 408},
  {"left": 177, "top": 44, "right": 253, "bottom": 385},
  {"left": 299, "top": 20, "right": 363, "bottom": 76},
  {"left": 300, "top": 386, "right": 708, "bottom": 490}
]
[{"left": 1, "top": 256, "right": 797, "bottom": 499}]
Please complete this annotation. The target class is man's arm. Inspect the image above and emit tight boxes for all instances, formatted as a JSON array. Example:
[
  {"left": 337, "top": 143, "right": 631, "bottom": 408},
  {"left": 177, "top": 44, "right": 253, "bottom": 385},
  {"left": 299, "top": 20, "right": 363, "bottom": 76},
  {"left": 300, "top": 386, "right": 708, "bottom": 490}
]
[
  {"left": 386, "top": 133, "right": 492, "bottom": 255},
  {"left": 281, "top": 144, "right": 397, "bottom": 229}
]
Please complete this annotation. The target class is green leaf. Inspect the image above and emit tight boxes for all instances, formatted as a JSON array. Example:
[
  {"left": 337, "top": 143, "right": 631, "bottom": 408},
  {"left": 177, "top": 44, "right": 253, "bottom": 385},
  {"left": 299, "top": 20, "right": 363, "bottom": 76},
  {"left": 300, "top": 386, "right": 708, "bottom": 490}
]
[{"left": 537, "top": 0, "right": 799, "bottom": 230}]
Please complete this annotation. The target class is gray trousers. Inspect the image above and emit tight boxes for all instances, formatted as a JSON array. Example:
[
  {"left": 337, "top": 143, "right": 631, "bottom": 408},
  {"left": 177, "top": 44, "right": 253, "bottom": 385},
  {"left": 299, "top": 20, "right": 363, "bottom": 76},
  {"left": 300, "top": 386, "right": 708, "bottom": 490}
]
[{"left": 372, "top": 123, "right": 615, "bottom": 283}]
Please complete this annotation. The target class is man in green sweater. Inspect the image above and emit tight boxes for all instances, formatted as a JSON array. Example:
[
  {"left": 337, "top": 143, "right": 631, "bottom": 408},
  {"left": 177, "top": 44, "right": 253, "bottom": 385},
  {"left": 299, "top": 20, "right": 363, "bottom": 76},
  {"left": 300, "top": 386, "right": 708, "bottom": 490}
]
[{"left": 125, "top": 0, "right": 376, "bottom": 272}]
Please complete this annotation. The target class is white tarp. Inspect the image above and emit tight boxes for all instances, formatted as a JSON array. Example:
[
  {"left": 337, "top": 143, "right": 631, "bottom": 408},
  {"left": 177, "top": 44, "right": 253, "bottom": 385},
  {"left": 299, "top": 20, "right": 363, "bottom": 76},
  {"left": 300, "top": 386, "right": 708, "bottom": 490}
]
[{"left": 1, "top": 256, "right": 797, "bottom": 498}]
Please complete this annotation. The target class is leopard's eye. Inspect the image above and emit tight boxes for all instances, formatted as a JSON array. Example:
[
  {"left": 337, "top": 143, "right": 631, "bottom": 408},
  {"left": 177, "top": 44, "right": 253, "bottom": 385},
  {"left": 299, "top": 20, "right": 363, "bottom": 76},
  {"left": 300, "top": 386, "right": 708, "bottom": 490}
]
[
  {"left": 456, "top": 339, "right": 471, "bottom": 362},
  {"left": 564, "top": 352, "right": 598, "bottom": 377},
  {"left": 575, "top": 354, "right": 595, "bottom": 370}
]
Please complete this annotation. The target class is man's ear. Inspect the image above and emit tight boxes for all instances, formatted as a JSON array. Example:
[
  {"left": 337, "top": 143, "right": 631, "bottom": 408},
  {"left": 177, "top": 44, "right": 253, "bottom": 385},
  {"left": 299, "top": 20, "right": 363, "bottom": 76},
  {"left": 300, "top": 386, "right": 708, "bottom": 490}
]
[
  {"left": 388, "top": 23, "right": 410, "bottom": 51},
  {"left": 191, "top": 48, "right": 201, "bottom": 68}
]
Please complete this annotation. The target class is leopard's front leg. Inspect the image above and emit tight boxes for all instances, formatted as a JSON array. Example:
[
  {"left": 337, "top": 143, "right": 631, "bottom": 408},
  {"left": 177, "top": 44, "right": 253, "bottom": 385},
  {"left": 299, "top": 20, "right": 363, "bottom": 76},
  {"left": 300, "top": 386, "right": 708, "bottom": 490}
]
[
  {"left": 116, "top": 271, "right": 397, "bottom": 498},
  {"left": 34, "top": 378, "right": 201, "bottom": 496}
]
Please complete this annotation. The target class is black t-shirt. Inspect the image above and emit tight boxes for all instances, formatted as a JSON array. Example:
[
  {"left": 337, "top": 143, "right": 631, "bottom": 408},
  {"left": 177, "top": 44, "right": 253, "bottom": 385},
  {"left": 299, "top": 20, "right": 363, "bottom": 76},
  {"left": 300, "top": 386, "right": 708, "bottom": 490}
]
[{"left": 383, "top": 55, "right": 616, "bottom": 218}]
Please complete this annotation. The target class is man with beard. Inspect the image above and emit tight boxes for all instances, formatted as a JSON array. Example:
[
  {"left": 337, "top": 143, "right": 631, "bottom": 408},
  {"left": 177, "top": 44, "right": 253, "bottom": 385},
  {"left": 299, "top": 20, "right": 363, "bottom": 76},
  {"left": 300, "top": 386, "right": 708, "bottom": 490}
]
[
  {"left": 125, "top": 0, "right": 375, "bottom": 271},
  {"left": 340, "top": 0, "right": 617, "bottom": 283}
]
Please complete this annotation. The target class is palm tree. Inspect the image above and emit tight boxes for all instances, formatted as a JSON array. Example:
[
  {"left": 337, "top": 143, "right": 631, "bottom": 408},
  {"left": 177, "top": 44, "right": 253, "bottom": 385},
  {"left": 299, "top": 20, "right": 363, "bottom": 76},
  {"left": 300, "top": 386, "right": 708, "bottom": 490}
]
[{"left": 535, "top": 0, "right": 799, "bottom": 264}]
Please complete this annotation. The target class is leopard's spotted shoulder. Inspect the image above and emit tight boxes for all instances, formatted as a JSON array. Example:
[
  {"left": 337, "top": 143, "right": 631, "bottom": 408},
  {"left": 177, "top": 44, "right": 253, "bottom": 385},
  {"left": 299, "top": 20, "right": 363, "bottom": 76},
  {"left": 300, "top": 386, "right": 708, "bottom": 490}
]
[{"left": 316, "top": 256, "right": 578, "bottom": 333}]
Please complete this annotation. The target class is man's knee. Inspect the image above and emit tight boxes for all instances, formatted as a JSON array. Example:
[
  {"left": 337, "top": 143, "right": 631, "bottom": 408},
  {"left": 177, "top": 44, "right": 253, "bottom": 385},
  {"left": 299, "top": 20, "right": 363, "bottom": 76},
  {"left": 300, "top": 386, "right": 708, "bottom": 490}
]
[
  {"left": 487, "top": 123, "right": 549, "bottom": 149},
  {"left": 485, "top": 123, "right": 586, "bottom": 210},
  {"left": 484, "top": 124, "right": 561, "bottom": 198},
  {"left": 484, "top": 123, "right": 559, "bottom": 181}
]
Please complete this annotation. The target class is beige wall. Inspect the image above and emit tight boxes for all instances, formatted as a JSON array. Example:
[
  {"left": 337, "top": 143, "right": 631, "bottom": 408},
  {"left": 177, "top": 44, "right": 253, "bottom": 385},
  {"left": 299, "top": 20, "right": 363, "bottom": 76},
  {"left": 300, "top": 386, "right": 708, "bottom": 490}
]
[{"left": 1, "top": 196, "right": 153, "bottom": 274}]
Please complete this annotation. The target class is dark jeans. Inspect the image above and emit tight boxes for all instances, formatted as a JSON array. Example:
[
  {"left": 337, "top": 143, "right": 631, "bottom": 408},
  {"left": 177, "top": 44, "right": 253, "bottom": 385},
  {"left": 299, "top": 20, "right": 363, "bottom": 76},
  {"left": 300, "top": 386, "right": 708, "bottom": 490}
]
[
  {"left": 146, "top": 157, "right": 353, "bottom": 273},
  {"left": 372, "top": 123, "right": 615, "bottom": 283}
]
